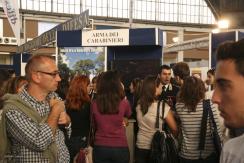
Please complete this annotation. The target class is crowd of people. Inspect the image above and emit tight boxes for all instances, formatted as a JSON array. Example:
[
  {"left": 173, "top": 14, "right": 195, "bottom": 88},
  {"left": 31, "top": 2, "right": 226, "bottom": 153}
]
[{"left": 0, "top": 39, "right": 244, "bottom": 163}]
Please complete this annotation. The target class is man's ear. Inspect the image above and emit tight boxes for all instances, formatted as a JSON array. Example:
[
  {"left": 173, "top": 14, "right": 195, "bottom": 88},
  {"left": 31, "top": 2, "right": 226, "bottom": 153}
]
[{"left": 31, "top": 72, "right": 41, "bottom": 84}]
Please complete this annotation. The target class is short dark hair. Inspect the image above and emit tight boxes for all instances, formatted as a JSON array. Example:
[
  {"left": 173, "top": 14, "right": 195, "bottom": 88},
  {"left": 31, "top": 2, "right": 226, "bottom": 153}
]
[
  {"left": 158, "top": 64, "right": 171, "bottom": 74},
  {"left": 207, "top": 68, "right": 215, "bottom": 76},
  {"left": 25, "top": 54, "right": 54, "bottom": 81},
  {"left": 172, "top": 62, "right": 190, "bottom": 80},
  {"left": 216, "top": 39, "right": 244, "bottom": 76}
]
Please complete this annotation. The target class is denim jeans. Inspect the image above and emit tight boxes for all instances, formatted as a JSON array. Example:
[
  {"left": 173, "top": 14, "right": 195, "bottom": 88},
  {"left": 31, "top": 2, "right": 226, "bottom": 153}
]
[{"left": 93, "top": 145, "right": 129, "bottom": 163}]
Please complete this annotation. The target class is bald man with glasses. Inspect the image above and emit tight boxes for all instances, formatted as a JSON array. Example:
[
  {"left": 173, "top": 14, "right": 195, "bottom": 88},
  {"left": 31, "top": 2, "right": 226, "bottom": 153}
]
[{"left": 1, "top": 54, "right": 71, "bottom": 162}]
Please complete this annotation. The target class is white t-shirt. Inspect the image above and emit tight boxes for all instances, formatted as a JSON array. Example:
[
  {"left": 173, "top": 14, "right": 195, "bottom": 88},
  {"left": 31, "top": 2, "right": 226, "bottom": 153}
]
[
  {"left": 220, "top": 133, "right": 244, "bottom": 163},
  {"left": 136, "top": 101, "right": 170, "bottom": 149}
]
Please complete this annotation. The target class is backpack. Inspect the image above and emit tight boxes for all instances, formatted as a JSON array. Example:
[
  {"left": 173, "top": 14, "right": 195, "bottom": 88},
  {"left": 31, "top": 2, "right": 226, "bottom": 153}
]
[{"left": 150, "top": 100, "right": 178, "bottom": 163}]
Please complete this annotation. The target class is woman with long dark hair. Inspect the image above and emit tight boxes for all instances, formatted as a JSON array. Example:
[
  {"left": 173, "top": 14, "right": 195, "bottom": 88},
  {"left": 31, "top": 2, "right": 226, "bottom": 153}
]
[
  {"left": 65, "top": 75, "right": 91, "bottom": 163},
  {"left": 129, "top": 78, "right": 142, "bottom": 119},
  {"left": 4, "top": 76, "right": 27, "bottom": 94},
  {"left": 176, "top": 76, "right": 222, "bottom": 163},
  {"left": 135, "top": 75, "right": 178, "bottom": 163},
  {"left": 91, "top": 71, "right": 131, "bottom": 163}
]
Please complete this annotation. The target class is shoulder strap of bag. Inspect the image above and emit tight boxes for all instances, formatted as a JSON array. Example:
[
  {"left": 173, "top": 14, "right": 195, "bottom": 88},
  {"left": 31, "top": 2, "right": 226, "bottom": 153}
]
[
  {"left": 155, "top": 100, "right": 166, "bottom": 130},
  {"left": 198, "top": 100, "right": 209, "bottom": 151},
  {"left": 87, "top": 103, "right": 95, "bottom": 146},
  {"left": 155, "top": 101, "right": 161, "bottom": 130},
  {"left": 207, "top": 99, "right": 222, "bottom": 155},
  {"left": 161, "top": 100, "right": 165, "bottom": 131},
  {"left": 207, "top": 100, "right": 218, "bottom": 132}
]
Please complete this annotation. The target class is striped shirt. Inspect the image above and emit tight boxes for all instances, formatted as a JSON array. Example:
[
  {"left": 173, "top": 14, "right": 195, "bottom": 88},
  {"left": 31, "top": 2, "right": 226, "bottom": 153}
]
[
  {"left": 5, "top": 87, "right": 70, "bottom": 163},
  {"left": 176, "top": 100, "right": 222, "bottom": 160}
]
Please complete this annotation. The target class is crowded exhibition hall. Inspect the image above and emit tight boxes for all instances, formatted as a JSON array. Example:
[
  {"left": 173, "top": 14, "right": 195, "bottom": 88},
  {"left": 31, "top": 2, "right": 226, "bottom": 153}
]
[{"left": 0, "top": 0, "right": 244, "bottom": 163}]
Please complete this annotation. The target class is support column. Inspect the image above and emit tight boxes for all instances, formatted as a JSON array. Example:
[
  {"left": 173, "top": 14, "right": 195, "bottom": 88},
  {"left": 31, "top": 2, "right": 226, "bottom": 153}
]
[
  {"left": 177, "top": 30, "right": 184, "bottom": 62},
  {"left": 129, "top": 0, "right": 134, "bottom": 28}
]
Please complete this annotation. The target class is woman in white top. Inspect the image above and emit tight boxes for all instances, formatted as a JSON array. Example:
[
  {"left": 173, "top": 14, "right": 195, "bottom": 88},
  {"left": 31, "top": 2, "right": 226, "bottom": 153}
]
[{"left": 135, "top": 75, "right": 178, "bottom": 163}]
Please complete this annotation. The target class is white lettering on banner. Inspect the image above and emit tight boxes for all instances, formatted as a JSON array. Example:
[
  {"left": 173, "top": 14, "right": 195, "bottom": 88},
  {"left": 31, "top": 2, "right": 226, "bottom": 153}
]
[
  {"left": 3, "top": 0, "right": 20, "bottom": 45},
  {"left": 82, "top": 29, "right": 129, "bottom": 46},
  {"left": 17, "top": 10, "right": 89, "bottom": 53},
  {"left": 5, "top": 1, "right": 17, "bottom": 24}
]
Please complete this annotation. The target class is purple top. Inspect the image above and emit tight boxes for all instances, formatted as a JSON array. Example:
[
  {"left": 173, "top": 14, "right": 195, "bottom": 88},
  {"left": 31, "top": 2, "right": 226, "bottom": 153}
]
[{"left": 91, "top": 99, "right": 131, "bottom": 147}]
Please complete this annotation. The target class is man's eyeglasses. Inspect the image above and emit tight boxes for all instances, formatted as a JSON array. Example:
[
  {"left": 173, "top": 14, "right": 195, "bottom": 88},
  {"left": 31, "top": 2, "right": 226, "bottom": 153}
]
[{"left": 36, "top": 71, "right": 60, "bottom": 78}]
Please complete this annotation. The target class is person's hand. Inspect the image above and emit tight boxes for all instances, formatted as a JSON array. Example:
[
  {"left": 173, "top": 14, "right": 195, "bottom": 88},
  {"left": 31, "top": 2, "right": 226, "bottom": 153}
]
[
  {"left": 83, "top": 147, "right": 90, "bottom": 155},
  {"left": 50, "top": 98, "right": 65, "bottom": 114},
  {"left": 58, "top": 112, "right": 71, "bottom": 126},
  {"left": 47, "top": 98, "right": 67, "bottom": 135},
  {"left": 123, "top": 118, "right": 129, "bottom": 127}
]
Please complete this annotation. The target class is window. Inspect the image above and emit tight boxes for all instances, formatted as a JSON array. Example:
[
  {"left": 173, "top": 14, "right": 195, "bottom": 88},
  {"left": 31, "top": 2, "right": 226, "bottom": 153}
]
[
  {"left": 0, "top": 19, "right": 3, "bottom": 37},
  {"left": 38, "top": 22, "right": 59, "bottom": 36},
  {"left": 18, "top": 0, "right": 215, "bottom": 25}
]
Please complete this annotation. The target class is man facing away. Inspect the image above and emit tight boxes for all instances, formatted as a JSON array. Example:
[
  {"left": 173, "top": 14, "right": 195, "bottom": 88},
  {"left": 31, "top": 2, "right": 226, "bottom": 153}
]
[
  {"left": 1, "top": 54, "right": 71, "bottom": 162},
  {"left": 172, "top": 62, "right": 190, "bottom": 87},
  {"left": 158, "top": 64, "right": 179, "bottom": 110},
  {"left": 212, "top": 39, "right": 244, "bottom": 163}
]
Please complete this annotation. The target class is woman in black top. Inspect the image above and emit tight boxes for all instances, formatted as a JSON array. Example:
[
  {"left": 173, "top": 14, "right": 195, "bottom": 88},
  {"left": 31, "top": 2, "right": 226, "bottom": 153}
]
[{"left": 65, "top": 75, "right": 91, "bottom": 163}]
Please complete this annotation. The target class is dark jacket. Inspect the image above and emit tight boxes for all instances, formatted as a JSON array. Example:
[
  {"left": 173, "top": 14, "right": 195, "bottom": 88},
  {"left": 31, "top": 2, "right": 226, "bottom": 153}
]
[{"left": 159, "top": 83, "right": 180, "bottom": 111}]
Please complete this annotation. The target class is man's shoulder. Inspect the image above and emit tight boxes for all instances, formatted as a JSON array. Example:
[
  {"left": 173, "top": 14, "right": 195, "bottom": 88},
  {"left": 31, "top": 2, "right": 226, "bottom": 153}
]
[
  {"left": 225, "top": 134, "right": 244, "bottom": 147},
  {"left": 167, "top": 84, "right": 180, "bottom": 94},
  {"left": 2, "top": 94, "right": 22, "bottom": 111},
  {"left": 221, "top": 134, "right": 244, "bottom": 162},
  {"left": 224, "top": 134, "right": 244, "bottom": 150},
  {"left": 2, "top": 93, "right": 41, "bottom": 120}
]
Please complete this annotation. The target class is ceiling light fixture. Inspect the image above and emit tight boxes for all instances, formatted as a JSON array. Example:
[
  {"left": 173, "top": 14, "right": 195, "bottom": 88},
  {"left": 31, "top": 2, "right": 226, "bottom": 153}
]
[{"left": 218, "top": 19, "right": 229, "bottom": 29}]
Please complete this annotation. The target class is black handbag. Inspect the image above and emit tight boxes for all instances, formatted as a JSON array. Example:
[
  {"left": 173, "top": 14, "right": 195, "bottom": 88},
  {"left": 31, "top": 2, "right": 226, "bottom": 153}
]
[
  {"left": 199, "top": 99, "right": 222, "bottom": 161},
  {"left": 150, "top": 100, "right": 178, "bottom": 163}
]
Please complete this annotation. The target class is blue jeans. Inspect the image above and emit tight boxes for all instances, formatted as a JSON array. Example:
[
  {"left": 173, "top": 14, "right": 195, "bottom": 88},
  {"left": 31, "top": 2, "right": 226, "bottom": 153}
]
[{"left": 93, "top": 145, "right": 129, "bottom": 163}]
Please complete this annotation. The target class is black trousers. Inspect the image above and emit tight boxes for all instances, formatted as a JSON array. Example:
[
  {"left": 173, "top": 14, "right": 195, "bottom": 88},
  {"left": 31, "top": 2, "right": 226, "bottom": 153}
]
[
  {"left": 135, "top": 147, "right": 150, "bottom": 163},
  {"left": 179, "top": 153, "right": 218, "bottom": 163},
  {"left": 67, "top": 136, "right": 87, "bottom": 163}
]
